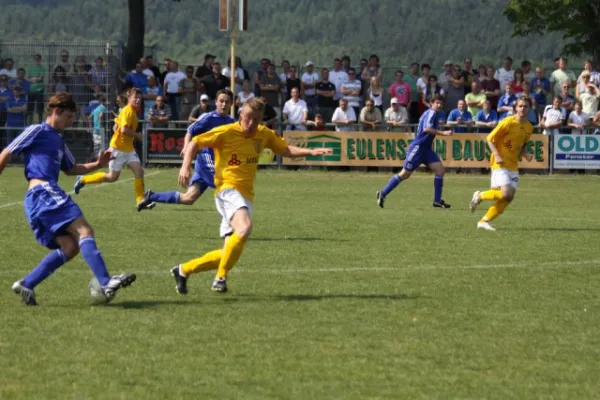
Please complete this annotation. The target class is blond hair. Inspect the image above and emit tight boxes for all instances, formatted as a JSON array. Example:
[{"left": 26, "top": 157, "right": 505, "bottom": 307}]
[{"left": 243, "top": 97, "right": 266, "bottom": 114}]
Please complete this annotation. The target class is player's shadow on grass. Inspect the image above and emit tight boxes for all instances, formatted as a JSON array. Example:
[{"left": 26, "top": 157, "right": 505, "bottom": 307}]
[
  {"left": 105, "top": 299, "right": 204, "bottom": 309},
  {"left": 517, "top": 227, "right": 600, "bottom": 232},
  {"left": 251, "top": 237, "right": 350, "bottom": 242},
  {"left": 274, "top": 293, "right": 419, "bottom": 301}
]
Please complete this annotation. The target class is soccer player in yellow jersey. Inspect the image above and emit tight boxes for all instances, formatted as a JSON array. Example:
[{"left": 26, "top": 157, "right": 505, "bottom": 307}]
[
  {"left": 171, "top": 98, "right": 332, "bottom": 293},
  {"left": 73, "top": 88, "right": 154, "bottom": 211},
  {"left": 470, "top": 97, "right": 534, "bottom": 231}
]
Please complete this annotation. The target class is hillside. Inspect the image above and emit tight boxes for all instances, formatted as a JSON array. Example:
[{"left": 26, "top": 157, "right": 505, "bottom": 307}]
[{"left": 0, "top": 0, "right": 569, "bottom": 68}]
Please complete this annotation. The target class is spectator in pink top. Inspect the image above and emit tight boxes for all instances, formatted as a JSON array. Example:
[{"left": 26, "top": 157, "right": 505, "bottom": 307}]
[{"left": 388, "top": 70, "right": 412, "bottom": 109}]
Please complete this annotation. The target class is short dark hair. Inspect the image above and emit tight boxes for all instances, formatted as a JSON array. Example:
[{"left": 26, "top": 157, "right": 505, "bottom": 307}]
[
  {"left": 216, "top": 88, "right": 234, "bottom": 101},
  {"left": 17, "top": 68, "right": 25, "bottom": 73},
  {"left": 505, "top": 56, "right": 513, "bottom": 62},
  {"left": 46, "top": 92, "right": 76, "bottom": 114},
  {"left": 411, "top": 62, "right": 419, "bottom": 67},
  {"left": 333, "top": 58, "right": 341, "bottom": 63},
  {"left": 431, "top": 94, "right": 444, "bottom": 103},
  {"left": 396, "top": 70, "right": 403, "bottom": 75},
  {"left": 347, "top": 68, "right": 356, "bottom": 74},
  {"left": 421, "top": 64, "right": 431, "bottom": 70},
  {"left": 521, "top": 60, "right": 531, "bottom": 67},
  {"left": 321, "top": 67, "right": 329, "bottom": 73}
]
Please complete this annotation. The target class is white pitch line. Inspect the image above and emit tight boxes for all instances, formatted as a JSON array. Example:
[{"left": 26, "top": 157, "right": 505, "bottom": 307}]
[
  {"left": 1, "top": 258, "right": 598, "bottom": 277},
  {"left": 0, "top": 171, "right": 162, "bottom": 210}
]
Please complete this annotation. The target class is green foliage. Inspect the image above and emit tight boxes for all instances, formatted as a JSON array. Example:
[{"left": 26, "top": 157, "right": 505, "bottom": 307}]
[
  {"left": 1, "top": 169, "right": 600, "bottom": 398},
  {"left": 504, "top": 0, "right": 600, "bottom": 63},
  {"left": 0, "top": 0, "right": 576, "bottom": 68}
]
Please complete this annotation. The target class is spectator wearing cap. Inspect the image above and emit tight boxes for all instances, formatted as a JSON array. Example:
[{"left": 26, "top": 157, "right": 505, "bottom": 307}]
[
  {"left": 384, "top": 97, "right": 409, "bottom": 132},
  {"left": 282, "top": 87, "right": 308, "bottom": 131},
  {"left": 301, "top": 61, "right": 319, "bottom": 117},
  {"left": 148, "top": 95, "right": 172, "bottom": 128},
  {"left": 189, "top": 94, "right": 214, "bottom": 122},
  {"left": 438, "top": 60, "right": 454, "bottom": 92},
  {"left": 495, "top": 56, "right": 515, "bottom": 94},
  {"left": 6, "top": 85, "right": 28, "bottom": 136},
  {"left": 195, "top": 54, "right": 216, "bottom": 80},
  {"left": 359, "top": 99, "right": 383, "bottom": 131}
]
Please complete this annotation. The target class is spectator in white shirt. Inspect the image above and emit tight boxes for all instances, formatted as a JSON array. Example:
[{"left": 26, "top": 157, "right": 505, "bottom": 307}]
[
  {"left": 235, "top": 80, "right": 255, "bottom": 113},
  {"left": 222, "top": 57, "right": 245, "bottom": 94},
  {"left": 385, "top": 97, "right": 409, "bottom": 131},
  {"left": 341, "top": 67, "right": 362, "bottom": 116},
  {"left": 540, "top": 96, "right": 567, "bottom": 135},
  {"left": 282, "top": 87, "right": 308, "bottom": 130},
  {"left": 301, "top": 61, "right": 319, "bottom": 115},
  {"left": 163, "top": 61, "right": 186, "bottom": 120},
  {"left": 580, "top": 59, "right": 600, "bottom": 87},
  {"left": 567, "top": 101, "right": 589, "bottom": 134},
  {"left": 329, "top": 58, "right": 349, "bottom": 101},
  {"left": 494, "top": 56, "right": 514, "bottom": 94},
  {"left": 331, "top": 98, "right": 356, "bottom": 132},
  {"left": 0, "top": 58, "right": 17, "bottom": 79}
]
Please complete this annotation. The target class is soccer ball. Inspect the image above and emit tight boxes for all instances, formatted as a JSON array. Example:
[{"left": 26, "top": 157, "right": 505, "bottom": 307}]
[{"left": 88, "top": 277, "right": 113, "bottom": 304}]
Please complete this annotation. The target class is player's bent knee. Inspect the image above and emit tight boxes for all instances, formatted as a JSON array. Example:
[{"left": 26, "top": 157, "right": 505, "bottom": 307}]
[{"left": 235, "top": 222, "right": 253, "bottom": 239}]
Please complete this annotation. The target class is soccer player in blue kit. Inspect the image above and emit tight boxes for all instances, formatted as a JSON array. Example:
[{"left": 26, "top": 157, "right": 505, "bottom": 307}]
[
  {"left": 0, "top": 93, "right": 136, "bottom": 306},
  {"left": 136, "top": 89, "right": 234, "bottom": 209},
  {"left": 376, "top": 95, "right": 453, "bottom": 209}
]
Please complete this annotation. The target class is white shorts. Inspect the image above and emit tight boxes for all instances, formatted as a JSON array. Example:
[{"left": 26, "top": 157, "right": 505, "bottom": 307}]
[
  {"left": 491, "top": 168, "right": 519, "bottom": 189},
  {"left": 215, "top": 188, "right": 253, "bottom": 238},
  {"left": 108, "top": 148, "right": 140, "bottom": 172}
]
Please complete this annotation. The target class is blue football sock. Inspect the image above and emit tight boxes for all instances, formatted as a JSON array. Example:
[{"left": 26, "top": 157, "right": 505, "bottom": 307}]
[
  {"left": 149, "top": 191, "right": 180, "bottom": 204},
  {"left": 434, "top": 175, "right": 444, "bottom": 203},
  {"left": 381, "top": 175, "right": 402, "bottom": 197},
  {"left": 22, "top": 250, "right": 67, "bottom": 289},
  {"left": 79, "top": 237, "right": 111, "bottom": 286}
]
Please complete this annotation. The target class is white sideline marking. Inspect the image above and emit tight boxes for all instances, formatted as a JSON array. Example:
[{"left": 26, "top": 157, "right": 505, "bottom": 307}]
[
  {"left": 0, "top": 171, "right": 162, "bottom": 210},
  {"left": 1, "top": 258, "right": 599, "bottom": 277}
]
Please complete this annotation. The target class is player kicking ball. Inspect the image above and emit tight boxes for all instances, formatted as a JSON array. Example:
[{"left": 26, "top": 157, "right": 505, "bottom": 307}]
[
  {"left": 470, "top": 96, "right": 534, "bottom": 230},
  {"left": 0, "top": 93, "right": 136, "bottom": 306},
  {"left": 136, "top": 89, "right": 234, "bottom": 209},
  {"left": 73, "top": 88, "right": 155, "bottom": 211},
  {"left": 376, "top": 95, "right": 453, "bottom": 209},
  {"left": 170, "top": 98, "right": 331, "bottom": 294}
]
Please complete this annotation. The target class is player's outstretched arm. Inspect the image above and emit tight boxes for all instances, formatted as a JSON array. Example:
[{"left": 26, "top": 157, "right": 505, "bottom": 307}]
[
  {"left": 0, "top": 148, "right": 11, "bottom": 176},
  {"left": 424, "top": 127, "right": 453, "bottom": 136},
  {"left": 63, "top": 151, "right": 114, "bottom": 176},
  {"left": 282, "top": 146, "right": 332, "bottom": 158},
  {"left": 178, "top": 141, "right": 200, "bottom": 187}
]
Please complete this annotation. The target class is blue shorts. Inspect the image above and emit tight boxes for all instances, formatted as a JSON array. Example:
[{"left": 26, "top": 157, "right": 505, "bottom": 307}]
[
  {"left": 191, "top": 153, "right": 215, "bottom": 193},
  {"left": 24, "top": 183, "right": 83, "bottom": 250},
  {"left": 403, "top": 145, "right": 440, "bottom": 172}
]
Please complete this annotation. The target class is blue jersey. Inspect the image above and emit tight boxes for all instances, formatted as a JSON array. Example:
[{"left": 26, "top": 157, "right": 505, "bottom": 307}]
[
  {"left": 6, "top": 96, "right": 28, "bottom": 127},
  {"left": 6, "top": 123, "right": 75, "bottom": 183},
  {"left": 188, "top": 111, "right": 234, "bottom": 171},
  {"left": 412, "top": 108, "right": 439, "bottom": 149},
  {"left": 447, "top": 109, "right": 473, "bottom": 133}
]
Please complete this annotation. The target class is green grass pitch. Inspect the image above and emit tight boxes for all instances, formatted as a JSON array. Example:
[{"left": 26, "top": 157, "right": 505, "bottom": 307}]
[{"left": 1, "top": 168, "right": 599, "bottom": 399}]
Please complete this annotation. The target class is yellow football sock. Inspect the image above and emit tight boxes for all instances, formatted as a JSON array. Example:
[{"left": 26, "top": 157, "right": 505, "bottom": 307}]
[
  {"left": 216, "top": 233, "right": 246, "bottom": 279},
  {"left": 478, "top": 189, "right": 502, "bottom": 201},
  {"left": 134, "top": 178, "right": 145, "bottom": 203},
  {"left": 481, "top": 199, "right": 509, "bottom": 223},
  {"left": 81, "top": 172, "right": 106, "bottom": 185},
  {"left": 180, "top": 249, "right": 222, "bottom": 276}
]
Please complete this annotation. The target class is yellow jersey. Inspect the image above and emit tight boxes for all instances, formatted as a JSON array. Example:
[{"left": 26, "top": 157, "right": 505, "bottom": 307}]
[
  {"left": 487, "top": 116, "right": 533, "bottom": 171},
  {"left": 109, "top": 105, "right": 138, "bottom": 152},
  {"left": 192, "top": 122, "right": 289, "bottom": 201}
]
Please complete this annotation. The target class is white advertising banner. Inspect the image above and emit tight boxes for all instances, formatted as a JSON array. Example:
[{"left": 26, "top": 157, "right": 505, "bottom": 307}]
[{"left": 553, "top": 134, "right": 600, "bottom": 169}]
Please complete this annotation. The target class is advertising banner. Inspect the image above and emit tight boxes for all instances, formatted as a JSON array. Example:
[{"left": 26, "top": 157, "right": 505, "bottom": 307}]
[
  {"left": 282, "top": 131, "right": 548, "bottom": 169},
  {"left": 553, "top": 134, "right": 600, "bottom": 169}
]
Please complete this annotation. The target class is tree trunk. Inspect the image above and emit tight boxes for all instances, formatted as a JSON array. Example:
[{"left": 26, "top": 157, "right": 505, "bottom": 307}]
[{"left": 126, "top": 0, "right": 145, "bottom": 70}]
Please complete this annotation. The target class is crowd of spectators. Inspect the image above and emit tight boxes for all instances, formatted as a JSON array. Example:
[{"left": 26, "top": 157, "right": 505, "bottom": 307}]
[{"left": 2, "top": 50, "right": 600, "bottom": 147}]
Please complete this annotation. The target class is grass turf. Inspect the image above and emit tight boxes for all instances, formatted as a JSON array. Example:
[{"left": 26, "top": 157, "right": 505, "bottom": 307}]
[{"left": 1, "top": 168, "right": 599, "bottom": 399}]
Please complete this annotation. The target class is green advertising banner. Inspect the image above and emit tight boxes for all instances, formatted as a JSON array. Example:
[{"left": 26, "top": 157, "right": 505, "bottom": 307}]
[{"left": 282, "top": 131, "right": 548, "bottom": 169}]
